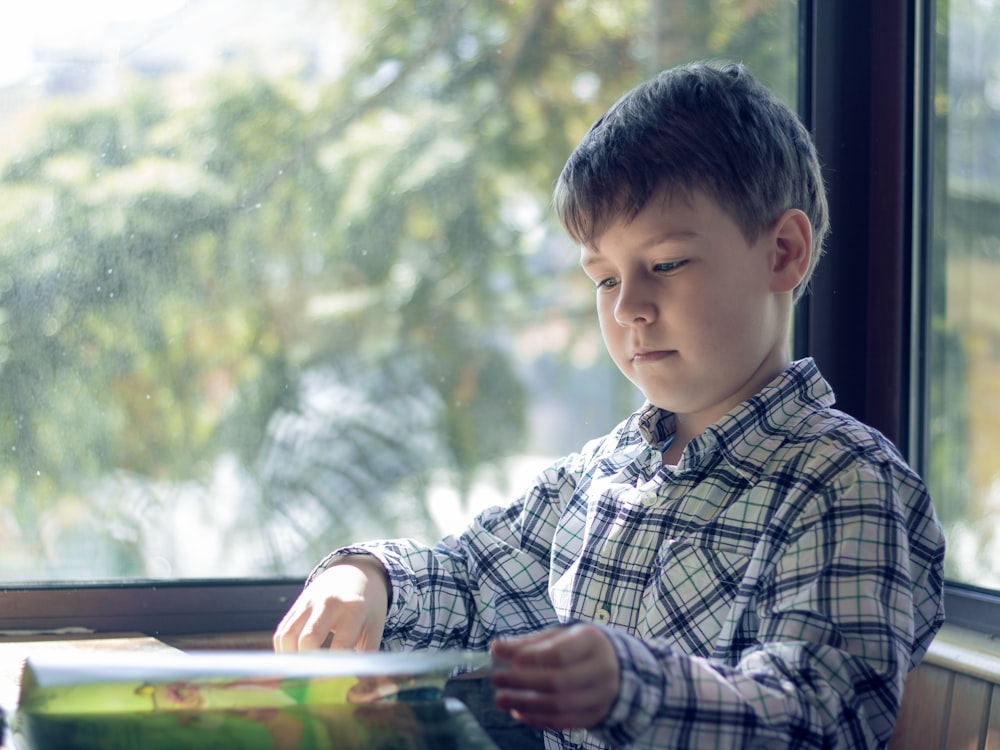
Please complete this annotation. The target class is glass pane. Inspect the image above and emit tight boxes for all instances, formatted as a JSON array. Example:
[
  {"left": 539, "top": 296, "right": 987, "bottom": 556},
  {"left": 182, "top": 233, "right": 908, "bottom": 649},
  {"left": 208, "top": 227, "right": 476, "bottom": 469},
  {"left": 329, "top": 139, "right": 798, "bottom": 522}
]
[
  {"left": 927, "top": 0, "right": 1000, "bottom": 588},
  {"left": 0, "top": 0, "right": 799, "bottom": 582}
]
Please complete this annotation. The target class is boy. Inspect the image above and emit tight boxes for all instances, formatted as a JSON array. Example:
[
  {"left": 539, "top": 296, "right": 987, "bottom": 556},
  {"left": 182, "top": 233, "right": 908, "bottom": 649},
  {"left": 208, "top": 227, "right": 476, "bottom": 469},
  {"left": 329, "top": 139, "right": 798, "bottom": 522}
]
[{"left": 274, "top": 61, "right": 945, "bottom": 749}]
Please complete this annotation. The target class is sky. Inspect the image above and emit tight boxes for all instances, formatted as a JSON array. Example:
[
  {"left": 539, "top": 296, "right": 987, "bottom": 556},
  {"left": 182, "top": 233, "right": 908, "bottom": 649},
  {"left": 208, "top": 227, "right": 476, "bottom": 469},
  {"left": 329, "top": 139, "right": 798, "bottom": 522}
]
[
  {"left": 0, "top": 0, "right": 190, "bottom": 87},
  {"left": 0, "top": 0, "right": 344, "bottom": 90}
]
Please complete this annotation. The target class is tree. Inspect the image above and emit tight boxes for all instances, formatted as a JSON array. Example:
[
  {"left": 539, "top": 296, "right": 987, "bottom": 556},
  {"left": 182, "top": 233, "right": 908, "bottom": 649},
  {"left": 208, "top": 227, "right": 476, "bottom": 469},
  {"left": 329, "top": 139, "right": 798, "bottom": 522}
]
[{"left": 0, "top": 0, "right": 798, "bottom": 579}]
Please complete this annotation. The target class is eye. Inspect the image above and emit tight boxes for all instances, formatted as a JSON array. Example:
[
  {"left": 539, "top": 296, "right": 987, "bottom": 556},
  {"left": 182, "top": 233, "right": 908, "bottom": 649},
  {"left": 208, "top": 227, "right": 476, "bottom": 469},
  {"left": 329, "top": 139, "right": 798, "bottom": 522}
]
[
  {"left": 653, "top": 260, "right": 686, "bottom": 273},
  {"left": 596, "top": 276, "right": 620, "bottom": 290}
]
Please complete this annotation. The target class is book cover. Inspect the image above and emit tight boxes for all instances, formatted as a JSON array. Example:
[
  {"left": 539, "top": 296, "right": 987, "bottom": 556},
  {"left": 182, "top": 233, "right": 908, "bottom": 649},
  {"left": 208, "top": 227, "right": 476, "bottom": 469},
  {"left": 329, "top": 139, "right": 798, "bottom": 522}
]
[{"left": 11, "top": 649, "right": 498, "bottom": 750}]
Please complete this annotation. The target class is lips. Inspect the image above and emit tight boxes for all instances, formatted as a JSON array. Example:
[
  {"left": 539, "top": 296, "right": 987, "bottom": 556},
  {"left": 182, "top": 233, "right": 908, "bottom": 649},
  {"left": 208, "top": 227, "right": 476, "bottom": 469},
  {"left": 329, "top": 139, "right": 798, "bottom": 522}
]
[{"left": 632, "top": 350, "right": 673, "bottom": 363}]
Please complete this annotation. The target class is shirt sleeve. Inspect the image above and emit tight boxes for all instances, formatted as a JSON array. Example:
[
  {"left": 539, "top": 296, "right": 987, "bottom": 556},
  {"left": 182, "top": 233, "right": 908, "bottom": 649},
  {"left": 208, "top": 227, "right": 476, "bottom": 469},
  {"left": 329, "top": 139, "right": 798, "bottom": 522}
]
[
  {"left": 307, "top": 452, "right": 588, "bottom": 652},
  {"left": 593, "top": 458, "right": 946, "bottom": 749}
]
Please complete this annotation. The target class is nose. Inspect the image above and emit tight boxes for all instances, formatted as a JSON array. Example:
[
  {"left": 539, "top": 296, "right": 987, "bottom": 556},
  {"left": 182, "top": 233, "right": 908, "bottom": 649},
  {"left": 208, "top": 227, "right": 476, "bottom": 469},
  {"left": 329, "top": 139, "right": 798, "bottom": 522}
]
[{"left": 613, "top": 275, "right": 657, "bottom": 326}]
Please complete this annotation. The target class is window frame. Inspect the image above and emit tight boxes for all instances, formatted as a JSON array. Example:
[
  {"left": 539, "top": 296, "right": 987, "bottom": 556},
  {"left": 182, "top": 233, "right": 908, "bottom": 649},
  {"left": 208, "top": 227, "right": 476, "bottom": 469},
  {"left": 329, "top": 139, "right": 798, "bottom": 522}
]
[
  {"left": 802, "top": 0, "right": 1000, "bottom": 638},
  {"left": 0, "top": 580, "right": 301, "bottom": 636},
  {"left": 801, "top": 0, "right": 914, "bottom": 446},
  {"left": 1, "top": 0, "right": 996, "bottom": 639}
]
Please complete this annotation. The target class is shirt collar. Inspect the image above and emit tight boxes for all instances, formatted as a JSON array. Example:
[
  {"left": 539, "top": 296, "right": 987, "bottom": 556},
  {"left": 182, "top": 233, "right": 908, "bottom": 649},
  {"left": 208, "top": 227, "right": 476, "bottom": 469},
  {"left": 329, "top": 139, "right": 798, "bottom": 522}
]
[{"left": 629, "top": 358, "right": 836, "bottom": 479}]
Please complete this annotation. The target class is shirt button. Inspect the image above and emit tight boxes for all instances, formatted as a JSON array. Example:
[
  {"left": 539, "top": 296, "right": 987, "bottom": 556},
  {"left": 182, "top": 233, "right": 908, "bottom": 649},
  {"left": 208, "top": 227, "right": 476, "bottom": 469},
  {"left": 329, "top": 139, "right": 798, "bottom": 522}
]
[
  {"left": 640, "top": 491, "right": 658, "bottom": 506},
  {"left": 595, "top": 607, "right": 611, "bottom": 624},
  {"left": 569, "top": 728, "right": 586, "bottom": 744}
]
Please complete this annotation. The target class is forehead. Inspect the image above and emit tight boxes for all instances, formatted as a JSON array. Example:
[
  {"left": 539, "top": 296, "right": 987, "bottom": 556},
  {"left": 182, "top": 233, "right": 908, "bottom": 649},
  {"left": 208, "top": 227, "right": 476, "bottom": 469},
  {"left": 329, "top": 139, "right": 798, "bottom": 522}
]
[{"left": 579, "top": 187, "right": 707, "bottom": 262}]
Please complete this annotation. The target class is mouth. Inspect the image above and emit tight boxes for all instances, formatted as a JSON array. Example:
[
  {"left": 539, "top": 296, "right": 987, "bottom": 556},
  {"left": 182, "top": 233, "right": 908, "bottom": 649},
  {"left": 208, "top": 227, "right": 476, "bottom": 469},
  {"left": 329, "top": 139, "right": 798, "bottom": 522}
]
[{"left": 631, "top": 350, "right": 674, "bottom": 363}]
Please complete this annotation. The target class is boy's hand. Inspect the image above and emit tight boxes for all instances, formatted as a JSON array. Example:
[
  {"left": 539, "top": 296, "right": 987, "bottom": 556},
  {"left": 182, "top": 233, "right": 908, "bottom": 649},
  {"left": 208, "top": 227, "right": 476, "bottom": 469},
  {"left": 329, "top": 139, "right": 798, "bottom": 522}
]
[
  {"left": 272, "top": 556, "right": 389, "bottom": 653},
  {"left": 490, "top": 624, "right": 620, "bottom": 730}
]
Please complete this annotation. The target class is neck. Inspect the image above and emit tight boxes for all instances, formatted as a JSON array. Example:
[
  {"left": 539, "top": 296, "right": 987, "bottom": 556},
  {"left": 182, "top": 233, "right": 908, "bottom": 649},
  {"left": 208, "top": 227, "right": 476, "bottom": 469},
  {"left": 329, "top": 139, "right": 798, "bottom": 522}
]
[
  {"left": 663, "top": 351, "right": 792, "bottom": 465},
  {"left": 662, "top": 438, "right": 685, "bottom": 466}
]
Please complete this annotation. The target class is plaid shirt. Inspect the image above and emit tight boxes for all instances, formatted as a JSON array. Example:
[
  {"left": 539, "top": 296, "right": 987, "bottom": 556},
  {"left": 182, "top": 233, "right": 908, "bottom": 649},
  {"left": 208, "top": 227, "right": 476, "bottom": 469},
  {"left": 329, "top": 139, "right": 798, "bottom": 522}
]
[{"left": 315, "top": 358, "right": 946, "bottom": 749}]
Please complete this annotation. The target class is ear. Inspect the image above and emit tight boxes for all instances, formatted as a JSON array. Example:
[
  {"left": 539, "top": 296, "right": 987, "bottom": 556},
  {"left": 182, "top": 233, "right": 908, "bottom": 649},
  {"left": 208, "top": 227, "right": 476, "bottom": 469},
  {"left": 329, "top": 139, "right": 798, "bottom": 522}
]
[{"left": 768, "top": 208, "right": 812, "bottom": 293}]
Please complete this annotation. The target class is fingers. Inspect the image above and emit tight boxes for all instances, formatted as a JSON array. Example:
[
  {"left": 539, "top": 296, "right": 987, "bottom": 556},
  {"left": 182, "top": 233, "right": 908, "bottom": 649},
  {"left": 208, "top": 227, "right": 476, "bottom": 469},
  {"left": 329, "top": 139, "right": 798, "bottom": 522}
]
[
  {"left": 354, "top": 616, "right": 386, "bottom": 653},
  {"left": 273, "top": 594, "right": 344, "bottom": 653},
  {"left": 272, "top": 600, "right": 318, "bottom": 652},
  {"left": 496, "top": 689, "right": 610, "bottom": 730},
  {"left": 327, "top": 602, "right": 385, "bottom": 653},
  {"left": 490, "top": 624, "right": 620, "bottom": 730},
  {"left": 272, "top": 560, "right": 389, "bottom": 653},
  {"left": 492, "top": 623, "right": 599, "bottom": 668}
]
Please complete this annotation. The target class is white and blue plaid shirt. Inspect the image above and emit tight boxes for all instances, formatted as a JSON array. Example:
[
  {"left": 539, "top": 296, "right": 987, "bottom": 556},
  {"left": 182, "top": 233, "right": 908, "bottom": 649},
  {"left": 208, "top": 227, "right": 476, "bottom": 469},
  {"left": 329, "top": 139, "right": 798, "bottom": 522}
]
[{"left": 314, "top": 358, "right": 946, "bottom": 749}]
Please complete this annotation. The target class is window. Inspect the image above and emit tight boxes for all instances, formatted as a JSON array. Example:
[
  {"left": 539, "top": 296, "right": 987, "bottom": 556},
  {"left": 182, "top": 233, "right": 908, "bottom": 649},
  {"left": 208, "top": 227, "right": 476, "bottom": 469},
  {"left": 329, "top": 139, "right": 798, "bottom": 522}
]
[
  {"left": 925, "top": 0, "right": 1000, "bottom": 592},
  {"left": 0, "top": 1, "right": 799, "bottom": 584},
  {"left": 7, "top": 0, "right": 997, "bottom": 644}
]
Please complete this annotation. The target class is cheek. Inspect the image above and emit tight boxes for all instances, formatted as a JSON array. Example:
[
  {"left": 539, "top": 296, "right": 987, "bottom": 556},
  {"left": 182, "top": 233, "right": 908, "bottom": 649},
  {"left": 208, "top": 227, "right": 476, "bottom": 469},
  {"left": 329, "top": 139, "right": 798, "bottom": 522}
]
[
  {"left": 687, "top": 291, "right": 761, "bottom": 352},
  {"left": 597, "top": 311, "right": 621, "bottom": 344},
  {"left": 595, "top": 298, "right": 617, "bottom": 333},
  {"left": 596, "top": 308, "right": 631, "bottom": 359},
  {"left": 705, "top": 296, "right": 771, "bottom": 355}
]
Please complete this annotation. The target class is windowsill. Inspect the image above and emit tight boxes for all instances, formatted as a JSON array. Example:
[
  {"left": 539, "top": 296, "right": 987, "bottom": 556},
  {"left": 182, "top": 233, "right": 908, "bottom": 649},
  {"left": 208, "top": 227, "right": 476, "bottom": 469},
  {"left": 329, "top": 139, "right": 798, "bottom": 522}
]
[{"left": 923, "top": 622, "right": 1000, "bottom": 685}]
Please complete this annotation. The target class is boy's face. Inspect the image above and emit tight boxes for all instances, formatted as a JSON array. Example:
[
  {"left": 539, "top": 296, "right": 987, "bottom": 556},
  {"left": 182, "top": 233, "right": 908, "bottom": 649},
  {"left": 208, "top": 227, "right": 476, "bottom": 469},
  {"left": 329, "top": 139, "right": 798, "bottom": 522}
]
[{"left": 581, "top": 188, "right": 803, "bottom": 437}]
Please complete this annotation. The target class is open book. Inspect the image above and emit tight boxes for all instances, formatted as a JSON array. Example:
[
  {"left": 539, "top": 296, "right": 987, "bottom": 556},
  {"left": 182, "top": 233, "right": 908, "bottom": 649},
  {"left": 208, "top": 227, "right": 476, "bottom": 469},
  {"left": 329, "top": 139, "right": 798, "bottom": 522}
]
[{"left": 8, "top": 649, "right": 498, "bottom": 750}]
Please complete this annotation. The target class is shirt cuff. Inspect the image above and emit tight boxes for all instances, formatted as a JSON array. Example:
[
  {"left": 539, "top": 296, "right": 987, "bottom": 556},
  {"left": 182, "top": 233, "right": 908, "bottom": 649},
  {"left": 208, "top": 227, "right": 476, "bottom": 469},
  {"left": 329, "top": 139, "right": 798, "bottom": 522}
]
[{"left": 594, "top": 628, "right": 668, "bottom": 746}]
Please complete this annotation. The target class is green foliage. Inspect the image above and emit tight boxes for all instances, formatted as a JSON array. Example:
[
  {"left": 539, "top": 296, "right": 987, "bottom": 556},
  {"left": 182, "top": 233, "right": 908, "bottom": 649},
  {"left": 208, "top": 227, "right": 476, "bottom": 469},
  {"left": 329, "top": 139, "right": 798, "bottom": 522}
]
[{"left": 0, "top": 0, "right": 797, "bottom": 578}]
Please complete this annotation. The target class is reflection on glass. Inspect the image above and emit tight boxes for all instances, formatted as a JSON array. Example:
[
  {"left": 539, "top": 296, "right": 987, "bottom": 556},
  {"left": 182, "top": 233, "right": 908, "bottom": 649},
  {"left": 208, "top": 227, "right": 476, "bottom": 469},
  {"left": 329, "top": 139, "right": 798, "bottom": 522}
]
[
  {"left": 928, "top": 0, "right": 1000, "bottom": 588},
  {"left": 0, "top": 1, "right": 798, "bottom": 581}
]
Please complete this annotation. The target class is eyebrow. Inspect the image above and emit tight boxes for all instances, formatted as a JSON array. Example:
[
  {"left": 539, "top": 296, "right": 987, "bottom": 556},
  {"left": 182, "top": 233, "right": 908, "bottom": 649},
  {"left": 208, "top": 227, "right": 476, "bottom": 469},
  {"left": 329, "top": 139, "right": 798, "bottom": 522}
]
[{"left": 580, "top": 229, "right": 697, "bottom": 268}]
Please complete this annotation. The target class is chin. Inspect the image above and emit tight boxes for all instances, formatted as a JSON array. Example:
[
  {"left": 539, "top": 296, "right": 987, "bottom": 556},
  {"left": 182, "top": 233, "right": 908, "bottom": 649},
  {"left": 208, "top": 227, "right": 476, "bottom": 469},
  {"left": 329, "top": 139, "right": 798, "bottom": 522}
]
[
  {"left": 640, "top": 386, "right": 710, "bottom": 417},
  {"left": 639, "top": 391, "right": 686, "bottom": 413}
]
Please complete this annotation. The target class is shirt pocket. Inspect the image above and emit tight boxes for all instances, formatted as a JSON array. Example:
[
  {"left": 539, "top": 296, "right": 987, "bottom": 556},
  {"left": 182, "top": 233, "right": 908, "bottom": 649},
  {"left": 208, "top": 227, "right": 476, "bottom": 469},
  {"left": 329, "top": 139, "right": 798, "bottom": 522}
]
[{"left": 637, "top": 539, "right": 751, "bottom": 654}]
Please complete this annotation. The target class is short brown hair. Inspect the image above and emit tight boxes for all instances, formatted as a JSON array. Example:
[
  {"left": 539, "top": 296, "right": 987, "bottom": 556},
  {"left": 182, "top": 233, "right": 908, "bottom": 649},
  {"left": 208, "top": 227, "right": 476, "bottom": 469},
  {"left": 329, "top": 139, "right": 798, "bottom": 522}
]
[{"left": 554, "top": 61, "right": 829, "bottom": 300}]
